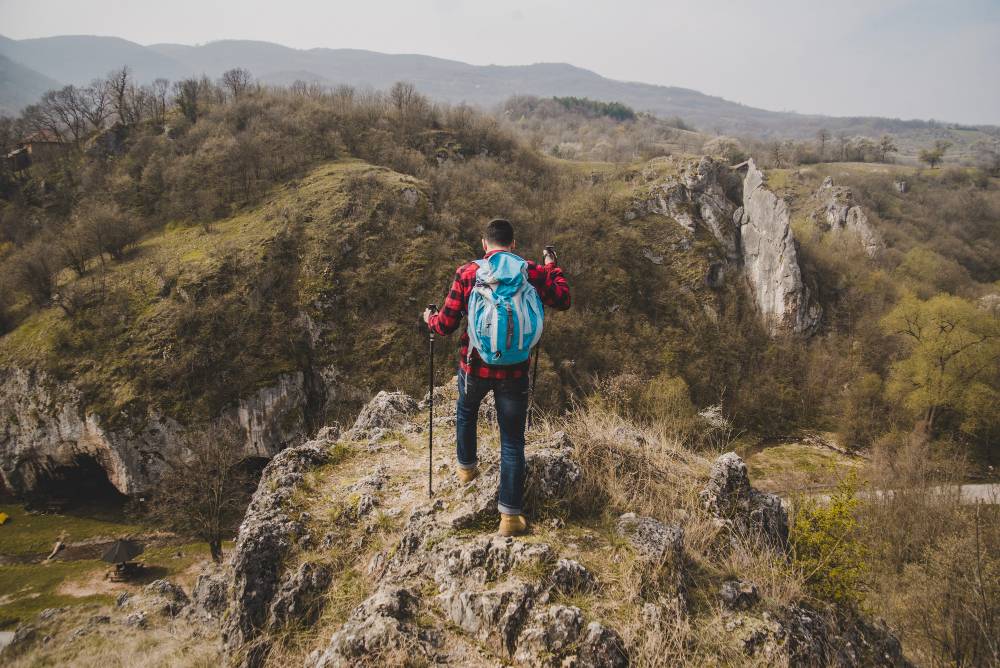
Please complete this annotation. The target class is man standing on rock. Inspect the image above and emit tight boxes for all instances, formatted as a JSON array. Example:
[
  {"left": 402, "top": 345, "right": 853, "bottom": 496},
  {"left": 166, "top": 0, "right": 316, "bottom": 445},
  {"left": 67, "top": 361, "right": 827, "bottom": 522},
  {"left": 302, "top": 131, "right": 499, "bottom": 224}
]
[{"left": 423, "top": 219, "right": 571, "bottom": 536}]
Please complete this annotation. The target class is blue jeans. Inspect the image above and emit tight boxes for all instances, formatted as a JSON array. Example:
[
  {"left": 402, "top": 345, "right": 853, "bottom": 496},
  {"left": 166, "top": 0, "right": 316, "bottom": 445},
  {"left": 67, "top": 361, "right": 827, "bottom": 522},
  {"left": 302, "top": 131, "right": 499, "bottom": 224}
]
[{"left": 456, "top": 369, "right": 529, "bottom": 515}]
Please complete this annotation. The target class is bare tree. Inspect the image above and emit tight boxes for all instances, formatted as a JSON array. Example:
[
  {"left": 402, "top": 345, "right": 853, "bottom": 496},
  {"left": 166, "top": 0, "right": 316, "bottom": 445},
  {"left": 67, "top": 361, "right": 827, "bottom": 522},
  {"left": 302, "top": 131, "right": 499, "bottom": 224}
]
[
  {"left": 81, "top": 80, "right": 111, "bottom": 130},
  {"left": 221, "top": 68, "right": 253, "bottom": 100},
  {"left": 150, "top": 418, "right": 253, "bottom": 562},
  {"left": 107, "top": 66, "right": 132, "bottom": 125},
  {"left": 816, "top": 128, "right": 830, "bottom": 159},
  {"left": 837, "top": 132, "right": 849, "bottom": 161},
  {"left": 150, "top": 78, "right": 170, "bottom": 126}
]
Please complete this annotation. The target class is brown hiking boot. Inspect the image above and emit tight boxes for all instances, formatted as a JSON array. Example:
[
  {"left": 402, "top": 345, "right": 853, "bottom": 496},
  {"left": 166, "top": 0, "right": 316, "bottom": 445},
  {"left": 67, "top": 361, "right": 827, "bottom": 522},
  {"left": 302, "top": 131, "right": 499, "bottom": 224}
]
[
  {"left": 457, "top": 466, "right": 479, "bottom": 484},
  {"left": 499, "top": 513, "right": 528, "bottom": 537}
]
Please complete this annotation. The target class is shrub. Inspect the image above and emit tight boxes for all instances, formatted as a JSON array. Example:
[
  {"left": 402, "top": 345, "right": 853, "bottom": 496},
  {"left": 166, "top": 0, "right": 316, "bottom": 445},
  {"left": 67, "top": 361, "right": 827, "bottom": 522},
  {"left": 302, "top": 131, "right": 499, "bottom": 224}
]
[
  {"left": 791, "top": 474, "right": 867, "bottom": 607},
  {"left": 896, "top": 505, "right": 1000, "bottom": 667}
]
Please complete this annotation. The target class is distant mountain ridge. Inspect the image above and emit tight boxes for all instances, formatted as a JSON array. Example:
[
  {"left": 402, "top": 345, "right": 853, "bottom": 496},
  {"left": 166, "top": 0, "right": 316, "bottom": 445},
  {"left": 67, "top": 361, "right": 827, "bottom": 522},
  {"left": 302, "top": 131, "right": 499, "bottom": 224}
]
[{"left": 0, "top": 33, "right": 996, "bottom": 140}]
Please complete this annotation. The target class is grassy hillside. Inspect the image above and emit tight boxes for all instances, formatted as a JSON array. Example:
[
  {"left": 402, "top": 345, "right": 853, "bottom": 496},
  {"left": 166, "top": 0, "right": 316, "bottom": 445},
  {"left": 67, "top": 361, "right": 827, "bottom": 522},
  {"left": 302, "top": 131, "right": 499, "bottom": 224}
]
[{"left": 1, "top": 79, "right": 997, "bottom": 459}]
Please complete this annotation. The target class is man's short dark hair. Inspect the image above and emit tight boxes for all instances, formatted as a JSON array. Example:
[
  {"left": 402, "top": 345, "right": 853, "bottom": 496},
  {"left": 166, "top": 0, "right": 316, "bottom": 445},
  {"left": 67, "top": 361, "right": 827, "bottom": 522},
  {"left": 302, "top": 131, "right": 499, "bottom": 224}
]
[{"left": 485, "top": 218, "right": 514, "bottom": 246}]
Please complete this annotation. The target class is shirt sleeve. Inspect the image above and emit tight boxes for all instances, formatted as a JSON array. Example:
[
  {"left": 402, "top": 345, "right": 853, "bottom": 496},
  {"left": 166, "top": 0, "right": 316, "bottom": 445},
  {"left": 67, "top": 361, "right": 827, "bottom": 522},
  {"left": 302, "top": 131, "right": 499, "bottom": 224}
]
[
  {"left": 427, "top": 267, "right": 469, "bottom": 335},
  {"left": 527, "top": 262, "right": 571, "bottom": 311}
]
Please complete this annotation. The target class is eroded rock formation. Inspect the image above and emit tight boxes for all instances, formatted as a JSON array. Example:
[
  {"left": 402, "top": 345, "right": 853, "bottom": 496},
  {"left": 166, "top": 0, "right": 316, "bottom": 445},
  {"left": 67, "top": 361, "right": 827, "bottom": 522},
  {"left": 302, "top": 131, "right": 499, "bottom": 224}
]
[
  {"left": 813, "top": 176, "right": 885, "bottom": 258},
  {"left": 215, "top": 390, "right": 907, "bottom": 668},
  {"left": 628, "top": 156, "right": 821, "bottom": 335},
  {"left": 0, "top": 367, "right": 318, "bottom": 496},
  {"left": 737, "top": 159, "right": 822, "bottom": 335}
]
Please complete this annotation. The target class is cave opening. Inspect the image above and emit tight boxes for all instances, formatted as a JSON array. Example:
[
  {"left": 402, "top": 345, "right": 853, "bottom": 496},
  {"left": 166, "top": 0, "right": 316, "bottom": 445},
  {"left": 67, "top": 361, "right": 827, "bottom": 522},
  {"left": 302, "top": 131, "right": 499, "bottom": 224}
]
[{"left": 26, "top": 454, "right": 129, "bottom": 514}]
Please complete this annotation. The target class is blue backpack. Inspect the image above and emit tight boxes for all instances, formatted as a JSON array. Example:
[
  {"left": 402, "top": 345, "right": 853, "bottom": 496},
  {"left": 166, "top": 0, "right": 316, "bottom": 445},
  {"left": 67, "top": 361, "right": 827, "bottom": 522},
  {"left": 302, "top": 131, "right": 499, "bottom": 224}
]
[{"left": 466, "top": 252, "right": 544, "bottom": 366}]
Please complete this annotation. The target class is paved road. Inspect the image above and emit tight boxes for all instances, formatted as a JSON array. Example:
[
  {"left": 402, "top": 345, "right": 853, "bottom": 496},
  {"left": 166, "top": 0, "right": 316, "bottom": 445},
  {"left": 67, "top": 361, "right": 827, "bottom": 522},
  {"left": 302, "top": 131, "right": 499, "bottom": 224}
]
[{"left": 784, "top": 483, "right": 1000, "bottom": 506}]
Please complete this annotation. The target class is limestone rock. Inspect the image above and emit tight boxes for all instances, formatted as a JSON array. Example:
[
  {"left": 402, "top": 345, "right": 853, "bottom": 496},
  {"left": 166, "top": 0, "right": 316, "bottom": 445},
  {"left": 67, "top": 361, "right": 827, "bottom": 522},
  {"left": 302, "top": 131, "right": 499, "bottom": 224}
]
[
  {"left": 576, "top": 621, "right": 629, "bottom": 668},
  {"left": 192, "top": 570, "right": 229, "bottom": 617},
  {"left": 548, "top": 558, "right": 596, "bottom": 596},
  {"left": 513, "top": 604, "right": 585, "bottom": 665},
  {"left": 223, "top": 440, "right": 330, "bottom": 666},
  {"left": 0, "top": 367, "right": 313, "bottom": 496},
  {"left": 616, "top": 512, "right": 684, "bottom": 564},
  {"left": 523, "top": 447, "right": 582, "bottom": 514},
  {"left": 313, "top": 587, "right": 428, "bottom": 667},
  {"left": 628, "top": 156, "right": 740, "bottom": 262},
  {"left": 739, "top": 159, "right": 821, "bottom": 335},
  {"left": 813, "top": 177, "right": 885, "bottom": 258},
  {"left": 141, "top": 579, "right": 190, "bottom": 616},
  {"left": 348, "top": 391, "right": 417, "bottom": 440},
  {"left": 440, "top": 579, "right": 536, "bottom": 656},
  {"left": 701, "top": 452, "right": 789, "bottom": 548},
  {"left": 739, "top": 605, "right": 911, "bottom": 667},
  {"left": 267, "top": 561, "right": 332, "bottom": 631},
  {"left": 720, "top": 579, "right": 759, "bottom": 610}
]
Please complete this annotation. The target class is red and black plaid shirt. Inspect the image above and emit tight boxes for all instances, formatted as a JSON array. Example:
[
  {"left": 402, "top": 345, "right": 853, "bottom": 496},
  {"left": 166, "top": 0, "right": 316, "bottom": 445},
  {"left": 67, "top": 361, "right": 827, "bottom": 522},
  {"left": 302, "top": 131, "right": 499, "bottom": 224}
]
[{"left": 427, "top": 250, "right": 571, "bottom": 379}]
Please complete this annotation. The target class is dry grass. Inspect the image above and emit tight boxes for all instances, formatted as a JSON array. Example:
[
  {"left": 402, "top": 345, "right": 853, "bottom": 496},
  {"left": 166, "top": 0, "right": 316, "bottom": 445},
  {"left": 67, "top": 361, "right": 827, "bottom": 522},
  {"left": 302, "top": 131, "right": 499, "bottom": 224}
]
[
  {"left": 562, "top": 406, "right": 711, "bottom": 521},
  {"left": 554, "top": 405, "right": 807, "bottom": 666},
  {"left": 5, "top": 604, "right": 221, "bottom": 668}
]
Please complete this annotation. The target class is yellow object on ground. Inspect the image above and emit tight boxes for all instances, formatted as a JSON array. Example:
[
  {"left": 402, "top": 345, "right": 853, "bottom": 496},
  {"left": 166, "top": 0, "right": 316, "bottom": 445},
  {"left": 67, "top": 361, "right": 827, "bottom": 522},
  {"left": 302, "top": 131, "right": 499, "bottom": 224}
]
[{"left": 0, "top": 512, "right": 8, "bottom": 525}]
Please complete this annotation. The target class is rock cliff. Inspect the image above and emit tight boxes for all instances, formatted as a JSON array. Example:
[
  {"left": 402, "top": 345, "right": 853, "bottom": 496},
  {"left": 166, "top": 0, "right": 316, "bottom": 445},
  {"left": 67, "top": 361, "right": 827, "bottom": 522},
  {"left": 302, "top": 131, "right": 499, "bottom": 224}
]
[
  {"left": 0, "top": 367, "right": 318, "bottom": 495},
  {"left": 737, "top": 159, "right": 822, "bottom": 335},
  {"left": 628, "top": 156, "right": 821, "bottom": 335},
  {"left": 812, "top": 176, "right": 885, "bottom": 258}
]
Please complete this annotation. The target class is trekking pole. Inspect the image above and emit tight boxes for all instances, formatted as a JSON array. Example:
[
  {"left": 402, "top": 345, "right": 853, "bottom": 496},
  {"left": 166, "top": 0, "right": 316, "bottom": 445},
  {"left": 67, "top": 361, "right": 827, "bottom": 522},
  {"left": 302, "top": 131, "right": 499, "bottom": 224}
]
[
  {"left": 528, "top": 245, "right": 557, "bottom": 429},
  {"left": 426, "top": 304, "right": 438, "bottom": 497}
]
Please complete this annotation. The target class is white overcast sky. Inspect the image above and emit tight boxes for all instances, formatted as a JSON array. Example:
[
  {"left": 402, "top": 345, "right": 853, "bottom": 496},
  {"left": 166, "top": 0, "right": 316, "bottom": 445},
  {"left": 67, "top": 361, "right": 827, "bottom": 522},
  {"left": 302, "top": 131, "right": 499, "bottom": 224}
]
[{"left": 1, "top": 0, "right": 998, "bottom": 124}]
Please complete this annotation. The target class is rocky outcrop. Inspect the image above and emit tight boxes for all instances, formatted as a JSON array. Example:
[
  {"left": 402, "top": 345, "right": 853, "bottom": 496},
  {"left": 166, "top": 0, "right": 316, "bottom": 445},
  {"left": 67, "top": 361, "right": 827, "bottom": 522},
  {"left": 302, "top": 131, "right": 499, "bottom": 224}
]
[
  {"left": 813, "top": 176, "right": 885, "bottom": 258},
  {"left": 220, "top": 385, "right": 907, "bottom": 668},
  {"left": 346, "top": 390, "right": 418, "bottom": 441},
  {"left": 738, "top": 159, "right": 821, "bottom": 335},
  {"left": 0, "top": 367, "right": 316, "bottom": 496},
  {"left": 223, "top": 437, "right": 334, "bottom": 667},
  {"left": 627, "top": 156, "right": 741, "bottom": 261},
  {"left": 626, "top": 156, "right": 819, "bottom": 335},
  {"left": 701, "top": 452, "right": 789, "bottom": 548},
  {"left": 736, "top": 604, "right": 911, "bottom": 667}
]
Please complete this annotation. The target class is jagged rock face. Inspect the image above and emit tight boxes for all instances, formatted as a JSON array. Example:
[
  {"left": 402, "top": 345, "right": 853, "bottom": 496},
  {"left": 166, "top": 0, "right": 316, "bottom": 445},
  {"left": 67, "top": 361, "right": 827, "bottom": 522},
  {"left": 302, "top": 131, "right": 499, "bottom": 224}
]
[
  {"left": 192, "top": 569, "right": 229, "bottom": 617},
  {"left": 628, "top": 156, "right": 741, "bottom": 261},
  {"left": 701, "top": 451, "right": 789, "bottom": 548},
  {"left": 737, "top": 604, "right": 911, "bottom": 667},
  {"left": 346, "top": 390, "right": 418, "bottom": 441},
  {"left": 813, "top": 176, "right": 885, "bottom": 258},
  {"left": 719, "top": 579, "right": 760, "bottom": 610},
  {"left": 221, "top": 387, "right": 908, "bottom": 668},
  {"left": 0, "top": 367, "right": 316, "bottom": 496},
  {"left": 223, "top": 437, "right": 334, "bottom": 667},
  {"left": 739, "top": 159, "right": 822, "bottom": 335}
]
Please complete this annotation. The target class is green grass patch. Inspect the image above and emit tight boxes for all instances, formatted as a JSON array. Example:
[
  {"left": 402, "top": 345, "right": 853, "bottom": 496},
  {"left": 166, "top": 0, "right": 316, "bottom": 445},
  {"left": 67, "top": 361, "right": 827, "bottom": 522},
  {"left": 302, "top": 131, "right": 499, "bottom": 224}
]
[
  {"left": 0, "top": 504, "right": 142, "bottom": 557},
  {"left": 745, "top": 443, "right": 864, "bottom": 493},
  {"left": 0, "top": 559, "right": 110, "bottom": 629}
]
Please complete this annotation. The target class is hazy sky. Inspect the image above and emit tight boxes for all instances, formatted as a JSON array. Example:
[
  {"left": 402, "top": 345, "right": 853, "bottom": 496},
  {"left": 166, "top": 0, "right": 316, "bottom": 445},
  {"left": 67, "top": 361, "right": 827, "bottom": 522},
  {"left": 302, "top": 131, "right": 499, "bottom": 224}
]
[{"left": 2, "top": 0, "right": 999, "bottom": 124}]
